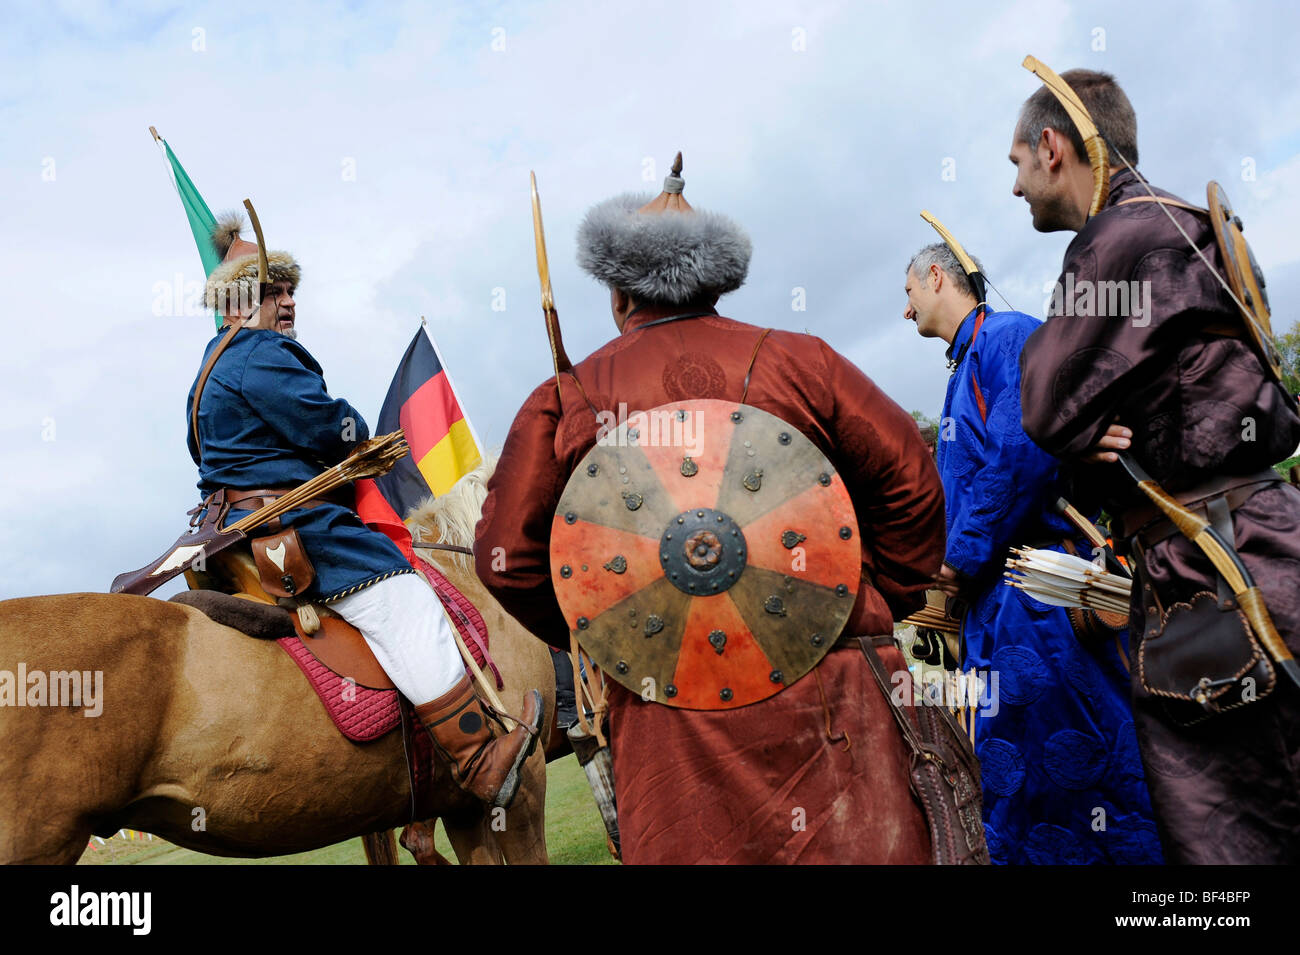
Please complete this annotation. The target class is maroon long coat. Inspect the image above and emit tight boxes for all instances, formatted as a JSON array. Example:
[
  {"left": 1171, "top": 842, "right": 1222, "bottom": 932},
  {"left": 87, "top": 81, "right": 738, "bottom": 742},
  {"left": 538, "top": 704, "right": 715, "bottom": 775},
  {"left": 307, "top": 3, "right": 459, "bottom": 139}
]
[
  {"left": 1020, "top": 168, "right": 1300, "bottom": 863},
  {"left": 476, "top": 303, "right": 946, "bottom": 864}
]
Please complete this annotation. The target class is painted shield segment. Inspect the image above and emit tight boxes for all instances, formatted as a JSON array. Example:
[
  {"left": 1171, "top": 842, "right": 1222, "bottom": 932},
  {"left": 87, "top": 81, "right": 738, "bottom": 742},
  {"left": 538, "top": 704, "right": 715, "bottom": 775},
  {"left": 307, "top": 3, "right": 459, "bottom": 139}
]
[{"left": 550, "top": 399, "right": 860, "bottom": 710}]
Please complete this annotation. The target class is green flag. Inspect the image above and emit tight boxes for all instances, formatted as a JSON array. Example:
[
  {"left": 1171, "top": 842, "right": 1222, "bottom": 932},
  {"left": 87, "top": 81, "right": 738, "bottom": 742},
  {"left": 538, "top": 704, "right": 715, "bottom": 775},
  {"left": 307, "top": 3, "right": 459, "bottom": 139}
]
[{"left": 153, "top": 130, "right": 222, "bottom": 329}]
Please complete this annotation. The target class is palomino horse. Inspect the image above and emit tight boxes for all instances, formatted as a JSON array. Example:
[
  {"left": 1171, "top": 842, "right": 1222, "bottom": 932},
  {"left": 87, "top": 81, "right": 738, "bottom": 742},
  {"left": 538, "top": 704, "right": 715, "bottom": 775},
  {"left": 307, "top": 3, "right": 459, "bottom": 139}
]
[{"left": 0, "top": 463, "right": 555, "bottom": 865}]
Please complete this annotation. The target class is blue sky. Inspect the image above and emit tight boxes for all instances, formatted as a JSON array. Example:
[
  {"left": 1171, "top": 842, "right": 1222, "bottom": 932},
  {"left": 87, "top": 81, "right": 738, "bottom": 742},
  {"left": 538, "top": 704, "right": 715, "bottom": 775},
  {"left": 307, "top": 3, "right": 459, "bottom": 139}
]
[{"left": 2, "top": 0, "right": 1297, "bottom": 598}]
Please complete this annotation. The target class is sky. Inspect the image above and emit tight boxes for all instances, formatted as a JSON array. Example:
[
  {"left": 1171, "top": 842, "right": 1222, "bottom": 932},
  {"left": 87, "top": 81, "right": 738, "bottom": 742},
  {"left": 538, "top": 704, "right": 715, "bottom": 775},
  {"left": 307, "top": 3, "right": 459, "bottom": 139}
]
[{"left": 2, "top": 0, "right": 1298, "bottom": 600}]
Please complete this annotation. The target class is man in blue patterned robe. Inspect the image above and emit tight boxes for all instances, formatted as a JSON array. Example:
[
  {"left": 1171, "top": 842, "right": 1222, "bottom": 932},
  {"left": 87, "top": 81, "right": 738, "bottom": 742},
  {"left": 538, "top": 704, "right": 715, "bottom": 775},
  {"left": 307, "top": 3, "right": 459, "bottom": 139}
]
[{"left": 904, "top": 242, "right": 1162, "bottom": 864}]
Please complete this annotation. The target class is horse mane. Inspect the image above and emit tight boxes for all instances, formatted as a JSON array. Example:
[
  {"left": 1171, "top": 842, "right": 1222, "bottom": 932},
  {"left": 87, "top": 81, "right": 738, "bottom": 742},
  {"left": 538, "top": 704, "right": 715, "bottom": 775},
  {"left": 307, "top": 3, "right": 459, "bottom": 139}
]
[{"left": 405, "top": 454, "right": 498, "bottom": 570}]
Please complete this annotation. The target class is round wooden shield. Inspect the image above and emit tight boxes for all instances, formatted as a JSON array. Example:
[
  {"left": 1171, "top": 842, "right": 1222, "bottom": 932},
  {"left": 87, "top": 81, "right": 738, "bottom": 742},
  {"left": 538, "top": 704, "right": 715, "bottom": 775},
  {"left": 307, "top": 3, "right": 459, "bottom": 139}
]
[
  {"left": 550, "top": 399, "right": 860, "bottom": 710},
  {"left": 1207, "top": 180, "right": 1283, "bottom": 381}
]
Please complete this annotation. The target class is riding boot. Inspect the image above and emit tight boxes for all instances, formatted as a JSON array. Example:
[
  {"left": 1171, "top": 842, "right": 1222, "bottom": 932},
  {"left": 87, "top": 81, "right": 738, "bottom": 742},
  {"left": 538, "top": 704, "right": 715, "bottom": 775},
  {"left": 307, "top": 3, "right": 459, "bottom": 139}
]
[{"left": 415, "top": 674, "right": 544, "bottom": 809}]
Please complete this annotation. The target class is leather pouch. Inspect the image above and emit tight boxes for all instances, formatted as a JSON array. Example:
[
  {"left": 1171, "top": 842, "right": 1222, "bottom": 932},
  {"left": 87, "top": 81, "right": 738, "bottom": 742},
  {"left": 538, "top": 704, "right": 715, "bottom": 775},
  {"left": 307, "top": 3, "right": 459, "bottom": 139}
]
[
  {"left": 1137, "top": 590, "right": 1276, "bottom": 726},
  {"left": 251, "top": 528, "right": 316, "bottom": 598}
]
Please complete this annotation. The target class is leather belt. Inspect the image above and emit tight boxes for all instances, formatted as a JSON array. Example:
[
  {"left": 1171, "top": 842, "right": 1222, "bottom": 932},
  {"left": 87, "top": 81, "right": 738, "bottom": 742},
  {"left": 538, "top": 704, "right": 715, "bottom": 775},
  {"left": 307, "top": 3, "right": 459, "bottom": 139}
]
[
  {"left": 1116, "top": 468, "right": 1281, "bottom": 548},
  {"left": 223, "top": 486, "right": 354, "bottom": 512},
  {"left": 189, "top": 486, "right": 354, "bottom": 531},
  {"left": 834, "top": 632, "right": 894, "bottom": 651}
]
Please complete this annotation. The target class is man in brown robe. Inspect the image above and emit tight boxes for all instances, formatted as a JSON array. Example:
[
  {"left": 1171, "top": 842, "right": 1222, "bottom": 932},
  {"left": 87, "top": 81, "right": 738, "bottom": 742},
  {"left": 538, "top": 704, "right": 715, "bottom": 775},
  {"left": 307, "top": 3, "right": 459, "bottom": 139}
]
[
  {"left": 1011, "top": 68, "right": 1300, "bottom": 863},
  {"left": 475, "top": 163, "right": 946, "bottom": 863}
]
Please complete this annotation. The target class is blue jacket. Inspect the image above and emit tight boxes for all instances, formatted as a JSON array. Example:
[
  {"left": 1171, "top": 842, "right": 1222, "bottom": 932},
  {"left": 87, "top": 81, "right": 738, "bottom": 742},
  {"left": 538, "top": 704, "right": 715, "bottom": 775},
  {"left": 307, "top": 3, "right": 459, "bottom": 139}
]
[
  {"left": 939, "top": 307, "right": 1073, "bottom": 579},
  {"left": 186, "top": 328, "right": 412, "bottom": 601},
  {"left": 938, "top": 306, "right": 1160, "bottom": 864}
]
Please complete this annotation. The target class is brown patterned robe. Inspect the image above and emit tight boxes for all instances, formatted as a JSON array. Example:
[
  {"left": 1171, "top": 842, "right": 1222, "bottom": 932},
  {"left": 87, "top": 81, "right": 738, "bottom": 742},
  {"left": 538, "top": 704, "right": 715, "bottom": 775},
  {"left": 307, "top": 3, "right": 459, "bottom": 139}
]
[
  {"left": 1021, "top": 168, "right": 1300, "bottom": 863},
  {"left": 476, "top": 303, "right": 946, "bottom": 863}
]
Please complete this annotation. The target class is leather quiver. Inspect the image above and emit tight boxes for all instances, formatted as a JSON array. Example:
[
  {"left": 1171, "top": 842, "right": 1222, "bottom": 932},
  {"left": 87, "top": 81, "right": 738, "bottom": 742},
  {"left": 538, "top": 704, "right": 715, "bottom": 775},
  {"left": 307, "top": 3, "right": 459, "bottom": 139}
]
[{"left": 250, "top": 528, "right": 316, "bottom": 598}]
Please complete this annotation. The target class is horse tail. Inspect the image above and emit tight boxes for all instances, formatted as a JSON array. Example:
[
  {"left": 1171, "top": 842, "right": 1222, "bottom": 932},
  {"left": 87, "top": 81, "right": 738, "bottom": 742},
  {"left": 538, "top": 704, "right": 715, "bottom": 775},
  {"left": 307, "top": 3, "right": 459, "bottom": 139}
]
[{"left": 362, "top": 829, "right": 400, "bottom": 865}]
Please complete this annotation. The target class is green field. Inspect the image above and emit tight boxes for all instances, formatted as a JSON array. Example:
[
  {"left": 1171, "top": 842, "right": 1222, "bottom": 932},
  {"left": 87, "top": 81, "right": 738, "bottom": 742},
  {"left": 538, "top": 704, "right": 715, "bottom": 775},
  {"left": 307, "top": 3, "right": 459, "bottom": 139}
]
[{"left": 78, "top": 753, "right": 616, "bottom": 866}]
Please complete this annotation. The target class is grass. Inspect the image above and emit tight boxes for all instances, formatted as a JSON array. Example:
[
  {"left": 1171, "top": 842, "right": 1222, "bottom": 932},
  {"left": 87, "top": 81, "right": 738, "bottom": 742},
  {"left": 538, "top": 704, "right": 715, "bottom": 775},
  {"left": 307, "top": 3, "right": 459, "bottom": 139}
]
[{"left": 78, "top": 753, "right": 616, "bottom": 866}]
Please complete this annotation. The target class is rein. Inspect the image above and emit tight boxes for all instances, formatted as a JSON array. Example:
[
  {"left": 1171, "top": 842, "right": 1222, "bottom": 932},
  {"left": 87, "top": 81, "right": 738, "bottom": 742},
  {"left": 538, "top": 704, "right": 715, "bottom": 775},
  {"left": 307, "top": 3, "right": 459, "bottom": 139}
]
[{"left": 412, "top": 542, "right": 474, "bottom": 557}]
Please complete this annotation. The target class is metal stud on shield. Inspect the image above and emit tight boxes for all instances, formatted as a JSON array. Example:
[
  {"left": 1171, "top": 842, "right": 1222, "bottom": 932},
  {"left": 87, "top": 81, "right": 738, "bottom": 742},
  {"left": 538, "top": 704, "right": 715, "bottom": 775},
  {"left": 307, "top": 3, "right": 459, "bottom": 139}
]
[{"left": 550, "top": 399, "right": 860, "bottom": 710}]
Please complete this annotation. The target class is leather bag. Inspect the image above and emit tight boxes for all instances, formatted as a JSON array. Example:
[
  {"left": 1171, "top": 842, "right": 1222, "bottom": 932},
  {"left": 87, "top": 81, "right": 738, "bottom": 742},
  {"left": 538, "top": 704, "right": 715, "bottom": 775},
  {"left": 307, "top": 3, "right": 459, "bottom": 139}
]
[
  {"left": 250, "top": 527, "right": 316, "bottom": 598},
  {"left": 1137, "top": 590, "right": 1276, "bottom": 726},
  {"left": 858, "top": 637, "right": 989, "bottom": 865}
]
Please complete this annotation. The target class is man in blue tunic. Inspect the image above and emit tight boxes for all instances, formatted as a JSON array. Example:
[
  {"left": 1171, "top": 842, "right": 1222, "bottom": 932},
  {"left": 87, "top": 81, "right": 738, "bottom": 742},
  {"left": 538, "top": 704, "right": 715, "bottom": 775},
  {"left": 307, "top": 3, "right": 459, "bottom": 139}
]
[
  {"left": 189, "top": 212, "right": 541, "bottom": 808},
  {"left": 903, "top": 241, "right": 1161, "bottom": 863}
]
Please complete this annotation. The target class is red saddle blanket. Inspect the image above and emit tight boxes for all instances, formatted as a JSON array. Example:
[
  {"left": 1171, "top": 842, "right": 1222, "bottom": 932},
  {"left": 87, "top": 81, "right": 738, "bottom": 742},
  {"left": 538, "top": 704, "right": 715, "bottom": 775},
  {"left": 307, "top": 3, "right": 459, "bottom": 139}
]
[
  {"left": 277, "top": 633, "right": 403, "bottom": 741},
  {"left": 277, "top": 563, "right": 499, "bottom": 742}
]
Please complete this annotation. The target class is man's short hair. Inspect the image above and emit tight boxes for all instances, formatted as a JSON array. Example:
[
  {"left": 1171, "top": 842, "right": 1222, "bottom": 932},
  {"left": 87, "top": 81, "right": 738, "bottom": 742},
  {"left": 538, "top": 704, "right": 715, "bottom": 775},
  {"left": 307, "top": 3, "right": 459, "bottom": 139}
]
[
  {"left": 1015, "top": 68, "right": 1139, "bottom": 168},
  {"left": 907, "top": 243, "right": 982, "bottom": 300}
]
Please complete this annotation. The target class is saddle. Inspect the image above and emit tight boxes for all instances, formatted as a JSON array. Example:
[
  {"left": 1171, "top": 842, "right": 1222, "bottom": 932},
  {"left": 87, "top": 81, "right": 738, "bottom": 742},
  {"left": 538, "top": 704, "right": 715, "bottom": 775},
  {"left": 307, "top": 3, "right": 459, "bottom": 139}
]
[
  {"left": 177, "top": 549, "right": 499, "bottom": 738},
  {"left": 179, "top": 549, "right": 401, "bottom": 738}
]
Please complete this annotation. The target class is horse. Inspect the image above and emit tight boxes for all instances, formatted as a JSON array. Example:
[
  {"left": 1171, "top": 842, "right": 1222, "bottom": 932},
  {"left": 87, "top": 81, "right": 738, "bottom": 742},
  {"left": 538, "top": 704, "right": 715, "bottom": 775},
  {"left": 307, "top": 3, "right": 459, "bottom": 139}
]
[{"left": 0, "top": 462, "right": 556, "bottom": 865}]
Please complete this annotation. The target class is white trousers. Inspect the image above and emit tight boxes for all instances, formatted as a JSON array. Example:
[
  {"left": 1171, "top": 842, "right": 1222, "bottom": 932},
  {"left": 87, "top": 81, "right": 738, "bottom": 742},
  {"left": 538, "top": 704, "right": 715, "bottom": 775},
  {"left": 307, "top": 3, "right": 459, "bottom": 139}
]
[{"left": 329, "top": 571, "right": 465, "bottom": 705}]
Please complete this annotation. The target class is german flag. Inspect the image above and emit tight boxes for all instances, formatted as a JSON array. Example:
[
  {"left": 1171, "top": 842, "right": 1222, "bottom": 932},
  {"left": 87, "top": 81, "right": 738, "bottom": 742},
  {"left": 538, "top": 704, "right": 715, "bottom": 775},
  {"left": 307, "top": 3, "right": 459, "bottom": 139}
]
[{"left": 372, "top": 327, "right": 483, "bottom": 519}]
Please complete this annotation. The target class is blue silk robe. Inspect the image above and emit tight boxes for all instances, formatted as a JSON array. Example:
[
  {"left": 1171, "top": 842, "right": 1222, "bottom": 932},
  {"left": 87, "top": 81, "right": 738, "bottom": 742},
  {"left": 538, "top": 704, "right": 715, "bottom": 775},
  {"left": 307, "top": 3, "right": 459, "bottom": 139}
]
[
  {"left": 939, "top": 306, "right": 1162, "bottom": 865},
  {"left": 186, "top": 328, "right": 413, "bottom": 601}
]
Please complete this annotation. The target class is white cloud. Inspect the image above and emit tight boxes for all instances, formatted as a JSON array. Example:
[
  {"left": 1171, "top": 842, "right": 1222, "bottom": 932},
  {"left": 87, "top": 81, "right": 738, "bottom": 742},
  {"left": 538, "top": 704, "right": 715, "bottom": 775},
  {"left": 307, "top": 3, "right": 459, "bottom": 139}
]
[{"left": 2, "top": 0, "right": 1297, "bottom": 598}]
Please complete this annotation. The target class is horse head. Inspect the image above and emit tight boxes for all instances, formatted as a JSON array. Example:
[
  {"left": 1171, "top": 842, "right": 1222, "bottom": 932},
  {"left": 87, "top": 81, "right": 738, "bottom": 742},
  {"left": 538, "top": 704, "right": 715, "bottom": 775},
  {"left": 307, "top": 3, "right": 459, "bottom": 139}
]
[{"left": 405, "top": 454, "right": 498, "bottom": 570}]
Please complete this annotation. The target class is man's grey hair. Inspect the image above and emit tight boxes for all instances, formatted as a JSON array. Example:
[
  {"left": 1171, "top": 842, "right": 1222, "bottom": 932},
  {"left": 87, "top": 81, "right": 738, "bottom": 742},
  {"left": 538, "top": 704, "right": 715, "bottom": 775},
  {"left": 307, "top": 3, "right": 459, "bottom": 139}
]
[{"left": 906, "top": 243, "right": 982, "bottom": 299}]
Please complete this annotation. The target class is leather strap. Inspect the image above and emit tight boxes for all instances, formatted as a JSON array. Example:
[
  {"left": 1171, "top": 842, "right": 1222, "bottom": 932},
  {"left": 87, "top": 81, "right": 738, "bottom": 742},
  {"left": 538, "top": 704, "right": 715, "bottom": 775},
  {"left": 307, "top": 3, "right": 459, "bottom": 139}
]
[
  {"left": 1116, "top": 195, "right": 1208, "bottom": 216},
  {"left": 1206, "top": 495, "right": 1236, "bottom": 608},
  {"left": 413, "top": 542, "right": 475, "bottom": 557},
  {"left": 216, "top": 486, "right": 353, "bottom": 534},
  {"left": 1119, "top": 468, "right": 1281, "bottom": 545},
  {"left": 968, "top": 307, "right": 989, "bottom": 424},
  {"left": 740, "top": 328, "right": 773, "bottom": 404},
  {"left": 857, "top": 636, "right": 926, "bottom": 755},
  {"left": 223, "top": 486, "right": 352, "bottom": 510},
  {"left": 190, "top": 316, "right": 248, "bottom": 462}
]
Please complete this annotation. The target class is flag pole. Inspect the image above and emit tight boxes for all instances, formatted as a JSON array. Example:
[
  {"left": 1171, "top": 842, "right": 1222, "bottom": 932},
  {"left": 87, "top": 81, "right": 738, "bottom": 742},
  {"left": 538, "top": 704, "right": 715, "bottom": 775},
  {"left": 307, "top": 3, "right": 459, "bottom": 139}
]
[{"left": 149, "top": 125, "right": 181, "bottom": 197}]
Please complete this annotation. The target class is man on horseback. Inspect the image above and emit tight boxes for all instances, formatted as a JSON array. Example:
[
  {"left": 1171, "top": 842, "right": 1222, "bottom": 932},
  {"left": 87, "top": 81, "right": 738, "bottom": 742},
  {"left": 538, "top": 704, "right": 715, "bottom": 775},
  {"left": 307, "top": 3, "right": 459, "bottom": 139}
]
[
  {"left": 191, "top": 213, "right": 542, "bottom": 809},
  {"left": 476, "top": 159, "right": 950, "bottom": 863}
]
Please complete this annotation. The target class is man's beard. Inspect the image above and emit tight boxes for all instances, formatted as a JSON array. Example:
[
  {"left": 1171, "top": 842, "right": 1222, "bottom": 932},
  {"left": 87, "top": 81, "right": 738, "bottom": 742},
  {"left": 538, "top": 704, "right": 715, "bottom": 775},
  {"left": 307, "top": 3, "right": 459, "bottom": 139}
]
[
  {"left": 1030, "top": 190, "right": 1077, "bottom": 233},
  {"left": 279, "top": 325, "right": 298, "bottom": 341}
]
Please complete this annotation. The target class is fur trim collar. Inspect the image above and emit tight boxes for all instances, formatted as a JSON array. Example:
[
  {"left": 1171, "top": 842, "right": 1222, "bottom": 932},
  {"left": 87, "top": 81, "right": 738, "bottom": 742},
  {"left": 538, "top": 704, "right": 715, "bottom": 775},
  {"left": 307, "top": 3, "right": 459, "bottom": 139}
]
[{"left": 576, "top": 192, "right": 751, "bottom": 305}]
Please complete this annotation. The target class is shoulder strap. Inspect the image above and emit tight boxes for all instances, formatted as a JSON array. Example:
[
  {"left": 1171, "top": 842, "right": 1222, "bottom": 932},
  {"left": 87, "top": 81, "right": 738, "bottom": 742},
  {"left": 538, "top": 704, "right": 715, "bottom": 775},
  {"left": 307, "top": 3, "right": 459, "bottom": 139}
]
[
  {"left": 1116, "top": 195, "right": 1208, "bottom": 215},
  {"left": 190, "top": 317, "right": 248, "bottom": 463},
  {"left": 858, "top": 635, "right": 926, "bottom": 752},
  {"left": 739, "top": 328, "right": 773, "bottom": 404},
  {"left": 967, "top": 308, "right": 988, "bottom": 424}
]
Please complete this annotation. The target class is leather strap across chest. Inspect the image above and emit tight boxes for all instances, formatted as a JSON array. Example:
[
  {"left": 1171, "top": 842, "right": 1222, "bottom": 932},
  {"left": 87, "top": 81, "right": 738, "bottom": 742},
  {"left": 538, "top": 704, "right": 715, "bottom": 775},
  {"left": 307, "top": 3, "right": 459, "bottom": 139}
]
[{"left": 190, "top": 317, "right": 248, "bottom": 462}]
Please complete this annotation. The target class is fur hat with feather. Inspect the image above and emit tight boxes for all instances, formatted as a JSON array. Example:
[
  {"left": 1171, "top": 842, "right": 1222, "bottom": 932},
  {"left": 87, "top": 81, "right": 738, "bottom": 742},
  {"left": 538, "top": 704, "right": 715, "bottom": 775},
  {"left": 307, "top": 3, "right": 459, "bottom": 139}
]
[
  {"left": 203, "top": 210, "right": 302, "bottom": 311},
  {"left": 576, "top": 155, "right": 751, "bottom": 306}
]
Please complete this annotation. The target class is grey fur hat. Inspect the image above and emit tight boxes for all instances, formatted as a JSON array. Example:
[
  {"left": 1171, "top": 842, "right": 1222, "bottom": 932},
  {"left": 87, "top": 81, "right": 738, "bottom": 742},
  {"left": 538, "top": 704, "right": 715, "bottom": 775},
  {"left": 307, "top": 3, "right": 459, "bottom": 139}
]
[{"left": 576, "top": 179, "right": 752, "bottom": 306}]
